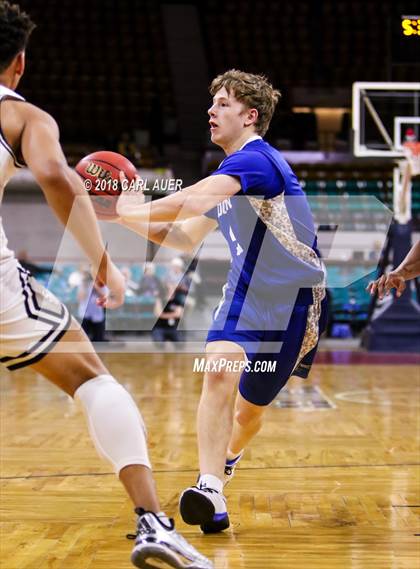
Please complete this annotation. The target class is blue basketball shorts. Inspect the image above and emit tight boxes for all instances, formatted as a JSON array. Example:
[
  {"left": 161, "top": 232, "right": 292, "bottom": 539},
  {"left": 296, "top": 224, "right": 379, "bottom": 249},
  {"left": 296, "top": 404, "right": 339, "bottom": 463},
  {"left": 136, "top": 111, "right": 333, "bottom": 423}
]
[{"left": 206, "top": 287, "right": 328, "bottom": 406}]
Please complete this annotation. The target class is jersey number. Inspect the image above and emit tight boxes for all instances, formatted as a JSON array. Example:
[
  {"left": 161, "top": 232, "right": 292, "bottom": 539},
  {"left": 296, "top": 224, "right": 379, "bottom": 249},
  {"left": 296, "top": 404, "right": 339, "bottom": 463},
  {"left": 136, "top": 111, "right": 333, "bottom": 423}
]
[{"left": 229, "top": 226, "right": 244, "bottom": 256}]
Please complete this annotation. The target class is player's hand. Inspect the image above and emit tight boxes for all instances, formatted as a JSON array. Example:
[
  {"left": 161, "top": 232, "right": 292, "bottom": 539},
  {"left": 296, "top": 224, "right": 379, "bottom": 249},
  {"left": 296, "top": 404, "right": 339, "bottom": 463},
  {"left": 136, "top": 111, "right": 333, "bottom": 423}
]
[
  {"left": 116, "top": 172, "right": 146, "bottom": 218},
  {"left": 366, "top": 272, "right": 406, "bottom": 299},
  {"left": 94, "top": 260, "right": 126, "bottom": 309}
]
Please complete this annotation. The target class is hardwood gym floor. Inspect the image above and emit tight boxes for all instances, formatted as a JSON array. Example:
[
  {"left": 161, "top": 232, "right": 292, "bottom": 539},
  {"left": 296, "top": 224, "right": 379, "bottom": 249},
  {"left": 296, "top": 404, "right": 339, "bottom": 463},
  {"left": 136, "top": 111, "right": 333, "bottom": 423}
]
[{"left": 1, "top": 352, "right": 419, "bottom": 568}]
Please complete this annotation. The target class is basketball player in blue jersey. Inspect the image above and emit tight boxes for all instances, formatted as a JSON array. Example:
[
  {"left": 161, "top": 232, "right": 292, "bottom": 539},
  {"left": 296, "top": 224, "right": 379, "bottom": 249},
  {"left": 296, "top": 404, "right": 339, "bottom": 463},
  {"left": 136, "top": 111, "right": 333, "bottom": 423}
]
[
  {"left": 0, "top": 3, "right": 212, "bottom": 568},
  {"left": 117, "top": 70, "right": 327, "bottom": 534}
]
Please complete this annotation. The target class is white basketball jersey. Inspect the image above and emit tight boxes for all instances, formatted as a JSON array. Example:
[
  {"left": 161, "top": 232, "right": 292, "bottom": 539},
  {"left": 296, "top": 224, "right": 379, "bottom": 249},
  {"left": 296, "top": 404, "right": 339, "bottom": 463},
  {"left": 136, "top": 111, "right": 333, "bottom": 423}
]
[{"left": 0, "top": 85, "right": 25, "bottom": 263}]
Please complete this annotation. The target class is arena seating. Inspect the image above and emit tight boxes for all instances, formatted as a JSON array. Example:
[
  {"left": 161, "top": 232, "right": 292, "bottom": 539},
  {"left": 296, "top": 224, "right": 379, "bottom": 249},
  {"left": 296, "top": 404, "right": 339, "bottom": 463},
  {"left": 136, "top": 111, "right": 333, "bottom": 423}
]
[
  {"left": 16, "top": 0, "right": 417, "bottom": 157},
  {"left": 199, "top": 0, "right": 404, "bottom": 89},
  {"left": 33, "top": 258, "right": 388, "bottom": 337},
  {"left": 37, "top": 263, "right": 170, "bottom": 333},
  {"left": 18, "top": 0, "right": 176, "bottom": 151}
]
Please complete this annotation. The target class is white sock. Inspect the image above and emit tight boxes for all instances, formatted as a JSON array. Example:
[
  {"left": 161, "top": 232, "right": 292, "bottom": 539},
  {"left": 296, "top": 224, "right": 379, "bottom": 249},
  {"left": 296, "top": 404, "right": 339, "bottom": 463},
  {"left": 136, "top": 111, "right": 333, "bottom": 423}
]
[
  {"left": 74, "top": 375, "right": 151, "bottom": 474},
  {"left": 157, "top": 511, "right": 171, "bottom": 527},
  {"left": 198, "top": 473, "right": 223, "bottom": 493},
  {"left": 227, "top": 449, "right": 243, "bottom": 461}
]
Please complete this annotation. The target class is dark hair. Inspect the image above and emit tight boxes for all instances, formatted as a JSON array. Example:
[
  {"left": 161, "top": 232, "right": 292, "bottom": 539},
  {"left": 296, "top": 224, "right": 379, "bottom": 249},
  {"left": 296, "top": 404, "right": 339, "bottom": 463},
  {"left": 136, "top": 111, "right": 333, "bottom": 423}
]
[
  {"left": 210, "top": 69, "right": 281, "bottom": 136},
  {"left": 0, "top": 1, "right": 35, "bottom": 72}
]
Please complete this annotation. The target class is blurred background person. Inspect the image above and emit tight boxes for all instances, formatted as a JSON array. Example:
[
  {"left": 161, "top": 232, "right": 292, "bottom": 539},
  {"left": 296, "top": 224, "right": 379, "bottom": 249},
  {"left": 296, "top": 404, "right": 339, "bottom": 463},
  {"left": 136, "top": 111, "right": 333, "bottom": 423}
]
[
  {"left": 151, "top": 285, "right": 185, "bottom": 350},
  {"left": 120, "top": 265, "right": 140, "bottom": 298},
  {"left": 77, "top": 269, "right": 107, "bottom": 342},
  {"left": 138, "top": 262, "right": 165, "bottom": 299}
]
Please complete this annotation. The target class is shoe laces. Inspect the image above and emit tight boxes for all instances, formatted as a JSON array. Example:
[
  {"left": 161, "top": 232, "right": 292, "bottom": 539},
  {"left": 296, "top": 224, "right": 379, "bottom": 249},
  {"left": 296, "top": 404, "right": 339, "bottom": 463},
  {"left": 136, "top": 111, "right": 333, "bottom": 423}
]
[
  {"left": 196, "top": 484, "right": 218, "bottom": 494},
  {"left": 126, "top": 509, "right": 174, "bottom": 540},
  {"left": 126, "top": 514, "right": 208, "bottom": 564}
]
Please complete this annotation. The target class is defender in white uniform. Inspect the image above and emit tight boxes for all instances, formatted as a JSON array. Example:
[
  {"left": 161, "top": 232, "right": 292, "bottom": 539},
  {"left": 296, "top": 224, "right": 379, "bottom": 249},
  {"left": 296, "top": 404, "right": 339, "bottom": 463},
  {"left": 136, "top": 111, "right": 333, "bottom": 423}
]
[
  {"left": 0, "top": 85, "right": 72, "bottom": 369},
  {"left": 0, "top": 3, "right": 212, "bottom": 568}
]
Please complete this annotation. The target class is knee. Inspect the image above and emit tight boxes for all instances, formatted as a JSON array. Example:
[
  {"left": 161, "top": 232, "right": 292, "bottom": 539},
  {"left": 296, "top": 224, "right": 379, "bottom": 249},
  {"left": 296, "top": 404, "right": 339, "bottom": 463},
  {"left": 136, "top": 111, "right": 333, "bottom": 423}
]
[
  {"left": 205, "top": 367, "right": 231, "bottom": 389},
  {"left": 235, "top": 405, "right": 265, "bottom": 428},
  {"left": 204, "top": 359, "right": 237, "bottom": 395}
]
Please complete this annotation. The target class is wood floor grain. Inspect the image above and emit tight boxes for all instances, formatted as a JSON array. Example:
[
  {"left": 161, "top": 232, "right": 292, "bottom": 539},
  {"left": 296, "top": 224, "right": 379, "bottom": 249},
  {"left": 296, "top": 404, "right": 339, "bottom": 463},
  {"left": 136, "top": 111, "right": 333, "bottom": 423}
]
[{"left": 1, "top": 353, "right": 419, "bottom": 568}]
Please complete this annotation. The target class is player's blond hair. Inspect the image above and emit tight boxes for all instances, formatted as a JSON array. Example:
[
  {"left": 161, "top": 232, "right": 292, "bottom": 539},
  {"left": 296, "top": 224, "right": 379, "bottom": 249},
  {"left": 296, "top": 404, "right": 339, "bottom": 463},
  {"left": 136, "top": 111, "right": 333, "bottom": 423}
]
[{"left": 209, "top": 69, "right": 281, "bottom": 136}]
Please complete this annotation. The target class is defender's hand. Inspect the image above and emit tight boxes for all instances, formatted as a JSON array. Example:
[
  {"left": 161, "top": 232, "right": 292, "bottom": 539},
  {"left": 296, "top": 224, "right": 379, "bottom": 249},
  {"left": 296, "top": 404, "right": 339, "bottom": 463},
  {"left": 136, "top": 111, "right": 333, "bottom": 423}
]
[{"left": 367, "top": 272, "right": 406, "bottom": 299}]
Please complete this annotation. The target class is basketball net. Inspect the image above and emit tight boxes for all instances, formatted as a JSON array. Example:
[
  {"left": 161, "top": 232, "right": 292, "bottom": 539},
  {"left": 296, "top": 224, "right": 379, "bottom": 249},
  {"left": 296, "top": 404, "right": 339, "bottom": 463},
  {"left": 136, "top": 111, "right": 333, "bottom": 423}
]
[
  {"left": 403, "top": 141, "right": 420, "bottom": 176},
  {"left": 393, "top": 142, "right": 420, "bottom": 224}
]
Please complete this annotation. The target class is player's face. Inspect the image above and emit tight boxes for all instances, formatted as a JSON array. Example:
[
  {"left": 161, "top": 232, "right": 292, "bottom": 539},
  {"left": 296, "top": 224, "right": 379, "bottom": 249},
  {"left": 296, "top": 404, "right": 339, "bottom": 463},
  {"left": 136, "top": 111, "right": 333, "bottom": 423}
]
[{"left": 208, "top": 87, "right": 250, "bottom": 147}]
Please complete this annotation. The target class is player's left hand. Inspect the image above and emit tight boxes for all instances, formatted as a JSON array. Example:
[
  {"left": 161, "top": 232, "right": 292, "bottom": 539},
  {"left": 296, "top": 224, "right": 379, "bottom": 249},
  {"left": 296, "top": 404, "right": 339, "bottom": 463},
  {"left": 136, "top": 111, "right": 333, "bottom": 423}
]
[
  {"left": 94, "top": 260, "right": 126, "bottom": 309},
  {"left": 116, "top": 172, "right": 146, "bottom": 218},
  {"left": 366, "top": 272, "right": 406, "bottom": 299}
]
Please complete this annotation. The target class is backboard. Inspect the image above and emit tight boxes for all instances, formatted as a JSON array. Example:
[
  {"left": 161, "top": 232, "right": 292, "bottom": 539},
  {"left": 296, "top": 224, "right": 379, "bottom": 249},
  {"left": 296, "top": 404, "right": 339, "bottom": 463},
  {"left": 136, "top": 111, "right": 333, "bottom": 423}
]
[{"left": 352, "top": 82, "right": 420, "bottom": 158}]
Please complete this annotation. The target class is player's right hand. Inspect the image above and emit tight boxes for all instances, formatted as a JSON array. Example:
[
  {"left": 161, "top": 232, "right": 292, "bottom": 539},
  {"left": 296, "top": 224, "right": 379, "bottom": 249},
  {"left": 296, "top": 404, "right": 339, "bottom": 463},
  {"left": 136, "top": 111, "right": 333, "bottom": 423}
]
[
  {"left": 366, "top": 272, "right": 406, "bottom": 299},
  {"left": 116, "top": 172, "right": 146, "bottom": 219},
  {"left": 95, "top": 261, "right": 126, "bottom": 309}
]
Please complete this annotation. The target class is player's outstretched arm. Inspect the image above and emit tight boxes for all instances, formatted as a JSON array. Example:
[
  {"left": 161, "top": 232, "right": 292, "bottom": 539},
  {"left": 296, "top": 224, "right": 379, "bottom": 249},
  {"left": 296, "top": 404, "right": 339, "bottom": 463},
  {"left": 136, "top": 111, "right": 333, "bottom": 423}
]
[
  {"left": 120, "top": 215, "right": 218, "bottom": 253},
  {"left": 13, "top": 101, "right": 125, "bottom": 308},
  {"left": 367, "top": 240, "right": 420, "bottom": 299},
  {"left": 117, "top": 174, "right": 240, "bottom": 222},
  {"left": 115, "top": 173, "right": 219, "bottom": 252}
]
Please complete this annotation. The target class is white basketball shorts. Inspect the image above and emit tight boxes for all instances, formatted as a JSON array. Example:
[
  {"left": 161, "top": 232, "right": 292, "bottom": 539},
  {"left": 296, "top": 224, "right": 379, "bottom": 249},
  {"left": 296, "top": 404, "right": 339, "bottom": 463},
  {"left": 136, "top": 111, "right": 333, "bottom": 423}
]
[{"left": 0, "top": 258, "right": 71, "bottom": 371}]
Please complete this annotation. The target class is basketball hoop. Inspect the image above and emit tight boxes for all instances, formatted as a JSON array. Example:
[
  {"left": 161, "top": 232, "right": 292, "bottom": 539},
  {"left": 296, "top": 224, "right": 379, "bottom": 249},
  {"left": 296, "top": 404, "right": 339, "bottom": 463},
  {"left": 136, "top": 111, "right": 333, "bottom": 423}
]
[
  {"left": 403, "top": 141, "right": 420, "bottom": 177},
  {"left": 393, "top": 141, "right": 419, "bottom": 223}
]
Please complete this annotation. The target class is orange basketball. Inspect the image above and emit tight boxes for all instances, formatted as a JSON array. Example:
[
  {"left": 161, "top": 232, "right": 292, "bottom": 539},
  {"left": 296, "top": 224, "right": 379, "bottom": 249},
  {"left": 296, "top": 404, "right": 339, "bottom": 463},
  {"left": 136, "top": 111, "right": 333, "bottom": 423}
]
[{"left": 75, "top": 151, "right": 137, "bottom": 220}]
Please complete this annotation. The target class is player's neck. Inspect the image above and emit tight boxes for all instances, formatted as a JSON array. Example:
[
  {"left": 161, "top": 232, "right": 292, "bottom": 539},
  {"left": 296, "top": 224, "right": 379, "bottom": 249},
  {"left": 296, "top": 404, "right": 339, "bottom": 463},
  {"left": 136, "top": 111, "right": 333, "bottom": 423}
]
[
  {"left": 222, "top": 131, "right": 259, "bottom": 155},
  {"left": 0, "top": 73, "right": 15, "bottom": 90}
]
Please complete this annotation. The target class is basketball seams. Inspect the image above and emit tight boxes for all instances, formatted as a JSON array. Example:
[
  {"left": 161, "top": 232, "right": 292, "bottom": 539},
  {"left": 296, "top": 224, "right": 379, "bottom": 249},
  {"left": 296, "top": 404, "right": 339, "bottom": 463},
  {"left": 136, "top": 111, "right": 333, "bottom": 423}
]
[
  {"left": 75, "top": 151, "right": 136, "bottom": 220},
  {"left": 79, "top": 157, "right": 136, "bottom": 176}
]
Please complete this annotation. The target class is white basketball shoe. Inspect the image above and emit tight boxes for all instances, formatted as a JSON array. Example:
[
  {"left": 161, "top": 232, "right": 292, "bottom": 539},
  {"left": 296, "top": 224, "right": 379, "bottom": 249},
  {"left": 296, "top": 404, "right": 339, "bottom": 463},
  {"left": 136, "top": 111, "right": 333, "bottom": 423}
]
[
  {"left": 179, "top": 482, "right": 230, "bottom": 534},
  {"left": 130, "top": 508, "right": 213, "bottom": 568}
]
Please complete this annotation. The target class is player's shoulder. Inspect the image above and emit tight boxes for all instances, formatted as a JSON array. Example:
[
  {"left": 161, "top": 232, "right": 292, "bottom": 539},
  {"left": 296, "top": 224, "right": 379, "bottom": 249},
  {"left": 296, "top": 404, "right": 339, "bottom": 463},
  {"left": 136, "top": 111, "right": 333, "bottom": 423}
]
[
  {"left": 237, "top": 147, "right": 276, "bottom": 173},
  {"left": 242, "top": 139, "right": 277, "bottom": 157},
  {"left": 240, "top": 147, "right": 270, "bottom": 162},
  {"left": 224, "top": 146, "right": 271, "bottom": 167},
  {"left": 6, "top": 99, "right": 58, "bottom": 128}
]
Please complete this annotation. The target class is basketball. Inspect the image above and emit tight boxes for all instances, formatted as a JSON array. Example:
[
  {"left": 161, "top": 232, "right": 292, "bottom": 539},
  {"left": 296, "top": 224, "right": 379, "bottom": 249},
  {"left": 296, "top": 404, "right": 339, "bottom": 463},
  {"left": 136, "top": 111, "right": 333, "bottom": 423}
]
[{"left": 75, "top": 151, "right": 137, "bottom": 220}]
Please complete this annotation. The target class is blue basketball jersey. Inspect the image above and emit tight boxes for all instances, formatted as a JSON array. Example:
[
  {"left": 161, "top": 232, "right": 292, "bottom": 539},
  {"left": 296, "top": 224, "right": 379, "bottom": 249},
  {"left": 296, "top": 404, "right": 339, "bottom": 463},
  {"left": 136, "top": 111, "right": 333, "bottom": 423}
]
[{"left": 205, "top": 138, "right": 325, "bottom": 305}]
